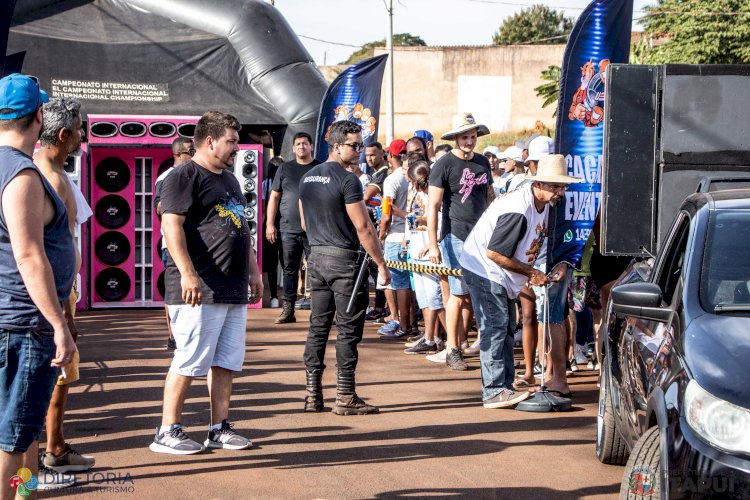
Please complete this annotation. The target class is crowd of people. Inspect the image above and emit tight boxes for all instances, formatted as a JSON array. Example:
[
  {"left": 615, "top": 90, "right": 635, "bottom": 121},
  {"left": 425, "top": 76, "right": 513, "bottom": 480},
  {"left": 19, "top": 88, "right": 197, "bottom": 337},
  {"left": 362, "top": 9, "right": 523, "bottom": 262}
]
[{"left": 0, "top": 73, "right": 622, "bottom": 495}]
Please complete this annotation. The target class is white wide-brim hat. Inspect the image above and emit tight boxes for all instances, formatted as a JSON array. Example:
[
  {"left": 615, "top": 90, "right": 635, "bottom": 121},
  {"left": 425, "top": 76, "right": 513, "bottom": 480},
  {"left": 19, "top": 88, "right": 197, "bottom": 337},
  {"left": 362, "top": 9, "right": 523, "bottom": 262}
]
[
  {"left": 440, "top": 112, "right": 490, "bottom": 140},
  {"left": 530, "top": 154, "right": 584, "bottom": 184}
]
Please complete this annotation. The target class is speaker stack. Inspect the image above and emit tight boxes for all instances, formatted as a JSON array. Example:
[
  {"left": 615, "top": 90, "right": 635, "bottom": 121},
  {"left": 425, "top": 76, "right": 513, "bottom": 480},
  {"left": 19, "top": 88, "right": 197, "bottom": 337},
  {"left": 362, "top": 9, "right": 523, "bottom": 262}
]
[
  {"left": 87, "top": 114, "right": 198, "bottom": 307},
  {"left": 234, "top": 145, "right": 264, "bottom": 309}
]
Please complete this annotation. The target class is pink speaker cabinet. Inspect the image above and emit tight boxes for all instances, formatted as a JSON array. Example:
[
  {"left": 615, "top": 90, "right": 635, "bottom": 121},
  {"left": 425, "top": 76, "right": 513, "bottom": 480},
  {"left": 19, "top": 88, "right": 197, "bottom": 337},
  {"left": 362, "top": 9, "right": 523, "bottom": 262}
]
[{"left": 88, "top": 114, "right": 198, "bottom": 307}]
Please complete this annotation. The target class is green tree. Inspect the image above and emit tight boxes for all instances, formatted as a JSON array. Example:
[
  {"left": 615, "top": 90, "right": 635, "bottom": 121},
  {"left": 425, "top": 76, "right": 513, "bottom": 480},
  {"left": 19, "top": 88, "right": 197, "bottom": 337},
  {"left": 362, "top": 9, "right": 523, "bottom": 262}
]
[
  {"left": 342, "top": 33, "right": 426, "bottom": 65},
  {"left": 640, "top": 0, "right": 750, "bottom": 64},
  {"left": 534, "top": 65, "right": 561, "bottom": 116},
  {"left": 493, "top": 4, "right": 574, "bottom": 45}
]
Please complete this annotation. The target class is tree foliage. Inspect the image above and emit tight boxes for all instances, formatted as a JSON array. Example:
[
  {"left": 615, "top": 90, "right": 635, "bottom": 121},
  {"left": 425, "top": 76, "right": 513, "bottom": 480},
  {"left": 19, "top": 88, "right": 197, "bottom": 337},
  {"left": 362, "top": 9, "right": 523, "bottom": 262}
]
[
  {"left": 342, "top": 33, "right": 426, "bottom": 65},
  {"left": 493, "top": 4, "right": 574, "bottom": 45},
  {"left": 639, "top": 0, "right": 750, "bottom": 64},
  {"left": 534, "top": 65, "right": 561, "bottom": 116}
]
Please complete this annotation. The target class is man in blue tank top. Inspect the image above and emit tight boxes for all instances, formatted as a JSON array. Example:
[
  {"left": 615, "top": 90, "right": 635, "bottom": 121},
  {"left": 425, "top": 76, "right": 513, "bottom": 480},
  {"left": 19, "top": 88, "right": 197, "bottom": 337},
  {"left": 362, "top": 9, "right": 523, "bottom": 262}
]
[{"left": 0, "top": 74, "right": 77, "bottom": 489}]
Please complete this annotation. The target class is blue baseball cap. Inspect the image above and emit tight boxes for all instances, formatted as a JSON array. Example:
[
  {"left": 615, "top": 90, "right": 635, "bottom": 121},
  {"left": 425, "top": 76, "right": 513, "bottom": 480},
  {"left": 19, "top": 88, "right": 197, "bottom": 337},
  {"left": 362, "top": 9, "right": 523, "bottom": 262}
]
[
  {"left": 414, "top": 129, "right": 433, "bottom": 143},
  {"left": 0, "top": 73, "right": 49, "bottom": 120}
]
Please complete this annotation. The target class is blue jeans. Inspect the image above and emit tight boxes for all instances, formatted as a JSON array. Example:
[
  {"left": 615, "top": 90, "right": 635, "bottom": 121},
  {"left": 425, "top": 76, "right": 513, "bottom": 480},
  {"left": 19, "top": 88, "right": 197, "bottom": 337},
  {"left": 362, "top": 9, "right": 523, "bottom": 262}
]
[
  {"left": 0, "top": 330, "right": 59, "bottom": 452},
  {"left": 463, "top": 269, "right": 516, "bottom": 401},
  {"left": 384, "top": 241, "right": 410, "bottom": 290},
  {"left": 280, "top": 232, "right": 310, "bottom": 302}
]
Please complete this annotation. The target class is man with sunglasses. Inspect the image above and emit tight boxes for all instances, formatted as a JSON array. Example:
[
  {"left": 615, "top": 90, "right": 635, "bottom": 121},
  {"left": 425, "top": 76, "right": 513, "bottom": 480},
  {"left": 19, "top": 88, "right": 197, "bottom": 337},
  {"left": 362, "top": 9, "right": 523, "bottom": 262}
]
[
  {"left": 298, "top": 120, "right": 391, "bottom": 416},
  {"left": 459, "top": 154, "right": 582, "bottom": 408},
  {"left": 265, "top": 132, "right": 321, "bottom": 324},
  {"left": 0, "top": 74, "right": 77, "bottom": 488},
  {"left": 154, "top": 136, "right": 195, "bottom": 351}
]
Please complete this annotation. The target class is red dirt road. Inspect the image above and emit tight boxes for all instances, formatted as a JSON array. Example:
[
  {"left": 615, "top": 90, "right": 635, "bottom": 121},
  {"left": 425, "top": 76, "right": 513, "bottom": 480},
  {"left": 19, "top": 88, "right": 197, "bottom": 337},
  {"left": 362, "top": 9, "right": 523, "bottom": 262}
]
[{"left": 41, "top": 308, "right": 624, "bottom": 499}]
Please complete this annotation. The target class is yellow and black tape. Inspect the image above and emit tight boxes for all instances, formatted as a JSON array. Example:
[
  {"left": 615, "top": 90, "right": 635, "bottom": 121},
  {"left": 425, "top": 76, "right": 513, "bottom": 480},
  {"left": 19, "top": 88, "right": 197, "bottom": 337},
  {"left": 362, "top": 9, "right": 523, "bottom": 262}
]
[{"left": 385, "top": 260, "right": 463, "bottom": 276}]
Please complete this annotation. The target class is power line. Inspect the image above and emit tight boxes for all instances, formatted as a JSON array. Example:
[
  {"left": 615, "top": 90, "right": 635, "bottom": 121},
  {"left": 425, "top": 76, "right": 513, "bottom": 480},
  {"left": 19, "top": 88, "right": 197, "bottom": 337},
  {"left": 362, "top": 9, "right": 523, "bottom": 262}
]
[{"left": 297, "top": 35, "right": 364, "bottom": 48}]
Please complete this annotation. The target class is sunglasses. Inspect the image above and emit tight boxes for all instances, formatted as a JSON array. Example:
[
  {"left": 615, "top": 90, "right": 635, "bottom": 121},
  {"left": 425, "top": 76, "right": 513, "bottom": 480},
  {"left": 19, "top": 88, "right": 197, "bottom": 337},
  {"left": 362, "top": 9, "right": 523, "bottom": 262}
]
[
  {"left": 27, "top": 75, "right": 41, "bottom": 109},
  {"left": 341, "top": 142, "right": 365, "bottom": 152},
  {"left": 178, "top": 148, "right": 196, "bottom": 157}
]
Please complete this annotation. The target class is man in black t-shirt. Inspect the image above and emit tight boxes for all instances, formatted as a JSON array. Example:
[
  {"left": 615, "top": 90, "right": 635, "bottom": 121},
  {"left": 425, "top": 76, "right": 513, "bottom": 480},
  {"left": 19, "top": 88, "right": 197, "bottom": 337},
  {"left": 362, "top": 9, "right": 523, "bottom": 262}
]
[
  {"left": 265, "top": 132, "right": 321, "bottom": 324},
  {"left": 151, "top": 111, "right": 263, "bottom": 455},
  {"left": 427, "top": 112, "right": 493, "bottom": 372},
  {"left": 298, "top": 120, "right": 391, "bottom": 416}
]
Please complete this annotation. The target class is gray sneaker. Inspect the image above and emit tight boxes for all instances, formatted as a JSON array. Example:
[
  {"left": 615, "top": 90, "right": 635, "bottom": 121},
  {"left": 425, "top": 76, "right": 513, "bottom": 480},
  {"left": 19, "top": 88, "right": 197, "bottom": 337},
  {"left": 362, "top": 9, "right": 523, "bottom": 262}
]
[
  {"left": 204, "top": 420, "right": 252, "bottom": 450},
  {"left": 42, "top": 443, "right": 95, "bottom": 473},
  {"left": 36, "top": 464, "right": 76, "bottom": 490},
  {"left": 483, "top": 388, "right": 530, "bottom": 408},
  {"left": 404, "top": 334, "right": 424, "bottom": 348},
  {"left": 404, "top": 338, "right": 439, "bottom": 354},
  {"left": 149, "top": 423, "right": 204, "bottom": 455},
  {"left": 445, "top": 347, "right": 468, "bottom": 371}
]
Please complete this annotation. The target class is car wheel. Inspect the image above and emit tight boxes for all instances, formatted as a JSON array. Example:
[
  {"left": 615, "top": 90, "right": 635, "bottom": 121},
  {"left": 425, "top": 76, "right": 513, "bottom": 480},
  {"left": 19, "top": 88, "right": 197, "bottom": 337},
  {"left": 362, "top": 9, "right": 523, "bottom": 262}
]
[
  {"left": 596, "top": 361, "right": 629, "bottom": 465},
  {"left": 620, "top": 426, "right": 661, "bottom": 499}
]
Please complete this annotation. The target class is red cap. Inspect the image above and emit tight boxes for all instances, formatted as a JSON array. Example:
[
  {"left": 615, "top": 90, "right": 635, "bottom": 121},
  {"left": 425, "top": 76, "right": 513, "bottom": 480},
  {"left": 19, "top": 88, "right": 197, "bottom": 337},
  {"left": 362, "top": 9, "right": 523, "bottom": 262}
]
[{"left": 386, "top": 139, "right": 406, "bottom": 156}]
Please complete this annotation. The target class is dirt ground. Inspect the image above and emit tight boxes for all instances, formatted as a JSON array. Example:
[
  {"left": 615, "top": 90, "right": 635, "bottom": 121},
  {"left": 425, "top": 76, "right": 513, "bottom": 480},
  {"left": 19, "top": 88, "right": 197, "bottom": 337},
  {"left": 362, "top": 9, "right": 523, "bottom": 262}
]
[{"left": 39, "top": 307, "right": 625, "bottom": 499}]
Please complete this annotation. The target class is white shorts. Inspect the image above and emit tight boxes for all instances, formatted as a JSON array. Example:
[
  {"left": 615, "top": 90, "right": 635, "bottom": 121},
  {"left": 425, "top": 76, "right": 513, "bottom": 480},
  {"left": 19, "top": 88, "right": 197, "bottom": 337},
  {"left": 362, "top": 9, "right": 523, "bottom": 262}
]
[{"left": 168, "top": 303, "right": 247, "bottom": 376}]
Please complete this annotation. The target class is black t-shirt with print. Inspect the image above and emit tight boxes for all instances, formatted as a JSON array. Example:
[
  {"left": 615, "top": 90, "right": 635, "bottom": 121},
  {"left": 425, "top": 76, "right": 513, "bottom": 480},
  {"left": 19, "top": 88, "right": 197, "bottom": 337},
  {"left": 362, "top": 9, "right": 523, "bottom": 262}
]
[
  {"left": 428, "top": 152, "right": 491, "bottom": 241},
  {"left": 299, "top": 161, "right": 363, "bottom": 251},
  {"left": 161, "top": 160, "right": 251, "bottom": 304},
  {"left": 367, "top": 165, "right": 389, "bottom": 194},
  {"left": 271, "top": 158, "right": 321, "bottom": 233}
]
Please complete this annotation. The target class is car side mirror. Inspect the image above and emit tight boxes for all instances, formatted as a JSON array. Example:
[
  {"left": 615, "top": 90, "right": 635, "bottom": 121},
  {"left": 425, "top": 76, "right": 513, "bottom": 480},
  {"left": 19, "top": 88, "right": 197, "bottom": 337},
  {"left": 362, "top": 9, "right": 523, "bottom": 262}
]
[{"left": 611, "top": 282, "right": 672, "bottom": 323}]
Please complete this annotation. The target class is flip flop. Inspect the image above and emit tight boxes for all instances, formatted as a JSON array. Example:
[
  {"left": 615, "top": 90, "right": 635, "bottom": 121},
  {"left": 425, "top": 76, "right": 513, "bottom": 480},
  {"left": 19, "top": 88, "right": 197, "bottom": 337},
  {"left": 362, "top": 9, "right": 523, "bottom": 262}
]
[{"left": 513, "top": 379, "right": 534, "bottom": 390}]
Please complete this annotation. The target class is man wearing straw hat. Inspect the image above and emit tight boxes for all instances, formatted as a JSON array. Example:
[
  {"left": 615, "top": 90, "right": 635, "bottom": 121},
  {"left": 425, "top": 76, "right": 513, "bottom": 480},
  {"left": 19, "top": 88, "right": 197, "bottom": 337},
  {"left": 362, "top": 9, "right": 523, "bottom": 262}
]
[
  {"left": 459, "top": 154, "right": 582, "bottom": 408},
  {"left": 426, "top": 112, "right": 492, "bottom": 371}
]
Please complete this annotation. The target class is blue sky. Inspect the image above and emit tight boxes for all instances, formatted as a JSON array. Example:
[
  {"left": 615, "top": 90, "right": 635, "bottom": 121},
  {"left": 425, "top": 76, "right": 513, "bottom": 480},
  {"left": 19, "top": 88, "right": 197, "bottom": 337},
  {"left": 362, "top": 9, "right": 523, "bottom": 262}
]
[{"left": 275, "top": 0, "right": 653, "bottom": 65}]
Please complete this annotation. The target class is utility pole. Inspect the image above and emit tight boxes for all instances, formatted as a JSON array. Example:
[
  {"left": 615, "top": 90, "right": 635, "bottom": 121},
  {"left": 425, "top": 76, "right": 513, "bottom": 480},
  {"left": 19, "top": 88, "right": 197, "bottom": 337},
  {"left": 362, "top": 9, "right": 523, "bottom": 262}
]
[{"left": 385, "top": 0, "right": 394, "bottom": 145}]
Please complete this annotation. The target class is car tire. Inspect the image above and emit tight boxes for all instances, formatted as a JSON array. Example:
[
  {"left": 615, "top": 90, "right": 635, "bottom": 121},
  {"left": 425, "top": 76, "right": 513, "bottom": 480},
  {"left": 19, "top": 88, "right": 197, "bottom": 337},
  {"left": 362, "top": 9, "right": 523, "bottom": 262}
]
[
  {"left": 596, "top": 361, "right": 629, "bottom": 465},
  {"left": 620, "top": 426, "right": 661, "bottom": 499}
]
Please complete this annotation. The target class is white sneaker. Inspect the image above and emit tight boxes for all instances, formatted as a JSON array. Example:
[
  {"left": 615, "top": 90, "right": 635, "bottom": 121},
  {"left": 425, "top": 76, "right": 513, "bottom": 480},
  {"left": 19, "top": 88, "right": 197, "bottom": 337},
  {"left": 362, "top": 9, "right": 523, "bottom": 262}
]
[
  {"left": 270, "top": 298, "right": 280, "bottom": 308},
  {"left": 574, "top": 344, "right": 588, "bottom": 365},
  {"left": 425, "top": 349, "right": 447, "bottom": 363}
]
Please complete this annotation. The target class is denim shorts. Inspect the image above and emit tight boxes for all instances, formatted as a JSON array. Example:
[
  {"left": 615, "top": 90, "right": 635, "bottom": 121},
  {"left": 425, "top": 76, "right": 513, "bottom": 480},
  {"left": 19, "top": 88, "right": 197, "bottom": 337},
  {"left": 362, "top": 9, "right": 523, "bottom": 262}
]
[
  {"left": 0, "top": 330, "right": 59, "bottom": 452},
  {"left": 384, "top": 241, "right": 411, "bottom": 290},
  {"left": 168, "top": 304, "right": 247, "bottom": 377},
  {"left": 533, "top": 269, "right": 572, "bottom": 324},
  {"left": 411, "top": 259, "right": 444, "bottom": 310},
  {"left": 441, "top": 233, "right": 469, "bottom": 296}
]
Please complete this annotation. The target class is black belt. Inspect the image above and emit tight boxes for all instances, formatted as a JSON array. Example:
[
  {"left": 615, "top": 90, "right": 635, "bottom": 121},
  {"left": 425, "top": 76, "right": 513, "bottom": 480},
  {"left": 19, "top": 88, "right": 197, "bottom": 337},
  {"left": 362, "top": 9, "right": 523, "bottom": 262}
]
[{"left": 311, "top": 245, "right": 363, "bottom": 260}]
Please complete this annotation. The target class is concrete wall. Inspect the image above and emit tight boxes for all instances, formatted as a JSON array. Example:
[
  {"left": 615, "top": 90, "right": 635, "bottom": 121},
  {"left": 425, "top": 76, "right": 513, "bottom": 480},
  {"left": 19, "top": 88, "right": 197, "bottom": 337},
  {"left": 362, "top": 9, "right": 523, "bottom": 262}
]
[{"left": 366, "top": 44, "right": 565, "bottom": 140}]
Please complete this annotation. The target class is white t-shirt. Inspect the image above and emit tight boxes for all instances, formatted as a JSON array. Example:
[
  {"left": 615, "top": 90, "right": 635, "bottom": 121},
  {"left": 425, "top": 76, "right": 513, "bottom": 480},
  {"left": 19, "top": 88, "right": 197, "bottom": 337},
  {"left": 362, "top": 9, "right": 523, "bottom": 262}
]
[
  {"left": 382, "top": 169, "right": 409, "bottom": 242},
  {"left": 460, "top": 184, "right": 548, "bottom": 298}
]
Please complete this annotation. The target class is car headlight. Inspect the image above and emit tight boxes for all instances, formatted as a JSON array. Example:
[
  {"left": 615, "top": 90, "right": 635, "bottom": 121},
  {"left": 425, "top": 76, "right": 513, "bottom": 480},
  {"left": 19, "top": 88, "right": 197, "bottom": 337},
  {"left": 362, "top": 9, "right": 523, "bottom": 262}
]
[{"left": 684, "top": 379, "right": 750, "bottom": 454}]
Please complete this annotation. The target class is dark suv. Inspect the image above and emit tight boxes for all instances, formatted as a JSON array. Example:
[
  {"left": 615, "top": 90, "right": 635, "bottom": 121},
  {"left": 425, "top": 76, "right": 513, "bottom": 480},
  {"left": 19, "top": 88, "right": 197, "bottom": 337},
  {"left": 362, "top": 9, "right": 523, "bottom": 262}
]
[{"left": 595, "top": 190, "right": 750, "bottom": 499}]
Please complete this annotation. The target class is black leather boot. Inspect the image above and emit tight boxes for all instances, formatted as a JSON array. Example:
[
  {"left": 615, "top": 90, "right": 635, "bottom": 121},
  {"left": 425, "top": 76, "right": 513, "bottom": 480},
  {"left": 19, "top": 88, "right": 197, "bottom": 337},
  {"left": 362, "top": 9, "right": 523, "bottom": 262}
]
[
  {"left": 275, "top": 300, "right": 296, "bottom": 324},
  {"left": 332, "top": 371, "right": 379, "bottom": 415},
  {"left": 303, "top": 369, "right": 324, "bottom": 412}
]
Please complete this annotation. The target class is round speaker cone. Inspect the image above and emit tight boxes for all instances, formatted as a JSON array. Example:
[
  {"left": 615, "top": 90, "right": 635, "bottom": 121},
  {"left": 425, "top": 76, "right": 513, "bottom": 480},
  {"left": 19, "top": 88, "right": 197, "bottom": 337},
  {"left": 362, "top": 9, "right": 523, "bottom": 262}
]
[
  {"left": 242, "top": 162, "right": 257, "bottom": 179},
  {"left": 95, "top": 231, "right": 131, "bottom": 265},
  {"left": 95, "top": 267, "right": 131, "bottom": 302},
  {"left": 157, "top": 271, "right": 166, "bottom": 299},
  {"left": 243, "top": 206, "right": 255, "bottom": 220},
  {"left": 243, "top": 179, "right": 256, "bottom": 193},
  {"left": 95, "top": 195, "right": 131, "bottom": 229},
  {"left": 243, "top": 150, "right": 257, "bottom": 163},
  {"left": 94, "top": 157, "right": 130, "bottom": 192},
  {"left": 244, "top": 192, "right": 257, "bottom": 207},
  {"left": 247, "top": 220, "right": 257, "bottom": 235}
]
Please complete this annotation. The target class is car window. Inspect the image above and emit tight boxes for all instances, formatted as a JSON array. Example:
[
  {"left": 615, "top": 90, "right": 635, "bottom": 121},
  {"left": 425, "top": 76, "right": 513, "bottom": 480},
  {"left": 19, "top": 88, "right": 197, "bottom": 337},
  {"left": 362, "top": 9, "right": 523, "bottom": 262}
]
[
  {"left": 701, "top": 209, "right": 750, "bottom": 312},
  {"left": 654, "top": 213, "right": 689, "bottom": 305}
]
